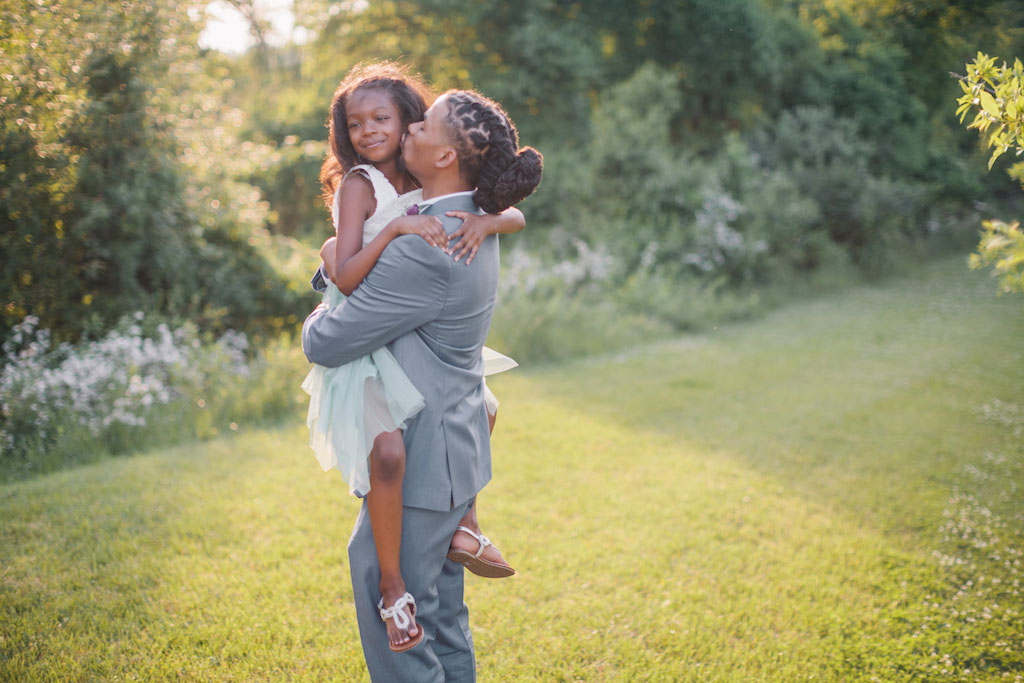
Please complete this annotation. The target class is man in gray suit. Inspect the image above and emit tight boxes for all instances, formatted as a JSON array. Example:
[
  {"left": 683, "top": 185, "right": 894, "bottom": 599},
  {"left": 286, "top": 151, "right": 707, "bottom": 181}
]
[{"left": 302, "top": 93, "right": 498, "bottom": 682}]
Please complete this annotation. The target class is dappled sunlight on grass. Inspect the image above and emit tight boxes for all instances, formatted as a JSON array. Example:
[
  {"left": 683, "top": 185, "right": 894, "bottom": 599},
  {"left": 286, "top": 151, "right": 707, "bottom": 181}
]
[
  {"left": 1, "top": 429, "right": 367, "bottom": 680},
  {"left": 522, "top": 259, "right": 1024, "bottom": 531},
  {"left": 2, "top": 257, "right": 1022, "bottom": 680},
  {"left": 469, "top": 383, "right": 941, "bottom": 681}
]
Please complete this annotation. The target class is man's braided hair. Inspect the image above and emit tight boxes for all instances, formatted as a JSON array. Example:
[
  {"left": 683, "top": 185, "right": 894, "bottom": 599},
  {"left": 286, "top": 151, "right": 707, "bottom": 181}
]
[{"left": 442, "top": 90, "right": 543, "bottom": 214}]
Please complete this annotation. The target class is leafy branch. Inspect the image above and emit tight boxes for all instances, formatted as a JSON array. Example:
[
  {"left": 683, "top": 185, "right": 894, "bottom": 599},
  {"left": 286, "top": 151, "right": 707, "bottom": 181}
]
[
  {"left": 956, "top": 52, "right": 1024, "bottom": 294},
  {"left": 954, "top": 53, "right": 1024, "bottom": 171}
]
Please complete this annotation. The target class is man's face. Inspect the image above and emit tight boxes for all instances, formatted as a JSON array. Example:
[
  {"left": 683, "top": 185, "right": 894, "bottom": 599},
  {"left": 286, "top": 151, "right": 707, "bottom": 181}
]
[{"left": 402, "top": 93, "right": 453, "bottom": 179}]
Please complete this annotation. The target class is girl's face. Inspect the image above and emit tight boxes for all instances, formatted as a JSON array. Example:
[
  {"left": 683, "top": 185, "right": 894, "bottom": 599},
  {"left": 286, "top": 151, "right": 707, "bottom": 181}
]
[{"left": 345, "top": 87, "right": 403, "bottom": 165}]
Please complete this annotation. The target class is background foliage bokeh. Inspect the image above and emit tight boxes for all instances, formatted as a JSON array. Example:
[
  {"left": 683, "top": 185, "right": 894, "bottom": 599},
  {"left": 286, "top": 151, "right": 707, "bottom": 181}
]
[
  {"left": 4, "top": 0, "right": 1024, "bottom": 346},
  {"left": 1, "top": 0, "right": 304, "bottom": 343},
  {"left": 2, "top": 0, "right": 1024, "bottom": 468}
]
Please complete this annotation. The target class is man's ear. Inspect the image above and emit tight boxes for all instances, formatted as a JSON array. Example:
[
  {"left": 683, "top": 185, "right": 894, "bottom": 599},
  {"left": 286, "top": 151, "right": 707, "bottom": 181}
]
[{"left": 435, "top": 146, "right": 457, "bottom": 170}]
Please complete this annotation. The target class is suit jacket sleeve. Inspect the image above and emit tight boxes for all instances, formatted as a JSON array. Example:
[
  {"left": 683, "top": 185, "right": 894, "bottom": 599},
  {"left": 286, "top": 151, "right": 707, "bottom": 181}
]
[
  {"left": 302, "top": 235, "right": 449, "bottom": 367},
  {"left": 310, "top": 264, "right": 328, "bottom": 292}
]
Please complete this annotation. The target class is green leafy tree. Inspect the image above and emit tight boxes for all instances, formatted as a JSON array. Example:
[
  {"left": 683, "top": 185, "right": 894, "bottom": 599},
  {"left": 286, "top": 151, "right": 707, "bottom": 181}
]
[
  {"left": 0, "top": 0, "right": 301, "bottom": 341},
  {"left": 197, "top": 0, "right": 1024, "bottom": 295},
  {"left": 956, "top": 53, "right": 1024, "bottom": 293}
]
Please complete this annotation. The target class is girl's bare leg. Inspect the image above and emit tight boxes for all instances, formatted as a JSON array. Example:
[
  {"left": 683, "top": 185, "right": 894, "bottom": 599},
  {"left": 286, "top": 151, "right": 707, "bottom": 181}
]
[
  {"left": 451, "top": 410, "right": 511, "bottom": 568},
  {"left": 367, "top": 429, "right": 418, "bottom": 648}
]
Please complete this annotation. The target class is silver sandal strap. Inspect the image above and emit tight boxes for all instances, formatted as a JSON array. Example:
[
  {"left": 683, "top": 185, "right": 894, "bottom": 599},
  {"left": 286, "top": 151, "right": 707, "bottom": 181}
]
[
  {"left": 378, "top": 592, "right": 416, "bottom": 630},
  {"left": 455, "top": 525, "right": 492, "bottom": 559}
]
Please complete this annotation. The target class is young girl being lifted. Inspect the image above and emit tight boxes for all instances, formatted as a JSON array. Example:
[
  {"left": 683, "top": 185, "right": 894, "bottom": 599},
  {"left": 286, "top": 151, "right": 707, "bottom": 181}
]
[{"left": 302, "top": 62, "right": 541, "bottom": 653}]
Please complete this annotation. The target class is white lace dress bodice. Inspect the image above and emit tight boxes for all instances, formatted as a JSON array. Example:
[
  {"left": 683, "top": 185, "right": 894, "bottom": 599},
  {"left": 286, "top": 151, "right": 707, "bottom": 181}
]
[{"left": 332, "top": 164, "right": 423, "bottom": 247}]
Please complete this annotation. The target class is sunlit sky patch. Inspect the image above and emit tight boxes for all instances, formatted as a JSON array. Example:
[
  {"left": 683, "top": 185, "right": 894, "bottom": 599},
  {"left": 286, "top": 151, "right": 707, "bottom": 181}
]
[{"left": 198, "top": 0, "right": 309, "bottom": 54}]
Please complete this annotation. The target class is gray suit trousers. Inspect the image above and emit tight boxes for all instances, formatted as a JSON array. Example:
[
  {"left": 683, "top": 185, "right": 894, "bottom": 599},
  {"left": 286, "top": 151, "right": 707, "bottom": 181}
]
[{"left": 348, "top": 498, "right": 476, "bottom": 682}]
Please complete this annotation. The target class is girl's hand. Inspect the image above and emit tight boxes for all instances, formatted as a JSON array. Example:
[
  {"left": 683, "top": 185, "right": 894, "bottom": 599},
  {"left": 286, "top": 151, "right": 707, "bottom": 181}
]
[
  {"left": 390, "top": 215, "right": 450, "bottom": 251},
  {"left": 446, "top": 211, "right": 493, "bottom": 265}
]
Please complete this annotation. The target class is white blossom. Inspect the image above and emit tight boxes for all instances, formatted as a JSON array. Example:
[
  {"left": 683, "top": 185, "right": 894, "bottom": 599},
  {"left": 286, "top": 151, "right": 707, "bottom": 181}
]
[{"left": 0, "top": 313, "right": 251, "bottom": 455}]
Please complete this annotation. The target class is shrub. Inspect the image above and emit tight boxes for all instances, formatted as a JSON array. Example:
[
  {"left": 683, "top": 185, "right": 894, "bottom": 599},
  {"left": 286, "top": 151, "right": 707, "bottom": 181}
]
[
  {"left": 614, "top": 266, "right": 761, "bottom": 333},
  {"left": 750, "top": 105, "right": 928, "bottom": 269},
  {"left": 488, "top": 241, "right": 672, "bottom": 364},
  {"left": 0, "top": 313, "right": 306, "bottom": 480},
  {"left": 692, "top": 134, "right": 821, "bottom": 284},
  {"left": 0, "top": 1, "right": 301, "bottom": 343}
]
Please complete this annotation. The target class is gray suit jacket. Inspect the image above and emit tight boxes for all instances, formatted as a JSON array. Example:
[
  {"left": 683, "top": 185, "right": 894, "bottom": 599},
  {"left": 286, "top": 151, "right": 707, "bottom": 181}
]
[{"left": 302, "top": 194, "right": 497, "bottom": 512}]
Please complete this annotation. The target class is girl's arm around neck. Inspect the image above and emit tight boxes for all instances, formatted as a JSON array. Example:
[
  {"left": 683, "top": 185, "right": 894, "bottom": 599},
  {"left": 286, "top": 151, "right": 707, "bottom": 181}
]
[
  {"left": 447, "top": 206, "right": 526, "bottom": 264},
  {"left": 490, "top": 207, "right": 525, "bottom": 235},
  {"left": 331, "top": 176, "right": 450, "bottom": 296}
]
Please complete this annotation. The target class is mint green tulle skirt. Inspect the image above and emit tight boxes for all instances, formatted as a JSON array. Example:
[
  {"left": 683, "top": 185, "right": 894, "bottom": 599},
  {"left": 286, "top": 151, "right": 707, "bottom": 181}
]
[
  {"left": 301, "top": 283, "right": 425, "bottom": 497},
  {"left": 301, "top": 281, "right": 518, "bottom": 496}
]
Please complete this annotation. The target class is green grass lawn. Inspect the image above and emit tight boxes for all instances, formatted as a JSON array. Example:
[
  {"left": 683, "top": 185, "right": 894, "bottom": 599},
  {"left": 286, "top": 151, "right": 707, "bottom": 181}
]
[{"left": 2, "top": 257, "right": 1023, "bottom": 681}]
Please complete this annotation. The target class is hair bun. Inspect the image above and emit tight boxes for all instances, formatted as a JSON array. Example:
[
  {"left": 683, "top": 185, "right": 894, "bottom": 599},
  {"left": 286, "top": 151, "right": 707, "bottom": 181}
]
[{"left": 479, "top": 146, "right": 544, "bottom": 214}]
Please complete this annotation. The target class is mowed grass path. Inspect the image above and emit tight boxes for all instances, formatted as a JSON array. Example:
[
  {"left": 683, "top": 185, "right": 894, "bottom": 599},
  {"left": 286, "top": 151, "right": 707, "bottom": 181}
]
[{"left": 2, "top": 257, "right": 1023, "bottom": 681}]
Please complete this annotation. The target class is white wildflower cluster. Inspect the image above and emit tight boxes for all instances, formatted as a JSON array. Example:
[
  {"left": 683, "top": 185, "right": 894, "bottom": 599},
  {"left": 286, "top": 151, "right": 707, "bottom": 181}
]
[
  {"left": 0, "top": 314, "right": 250, "bottom": 457},
  {"left": 684, "top": 189, "right": 767, "bottom": 273},
  {"left": 978, "top": 399, "right": 1024, "bottom": 437},
  {"left": 215, "top": 329, "right": 251, "bottom": 377},
  {"left": 499, "top": 235, "right": 615, "bottom": 298},
  {"left": 913, "top": 413, "right": 1024, "bottom": 679}
]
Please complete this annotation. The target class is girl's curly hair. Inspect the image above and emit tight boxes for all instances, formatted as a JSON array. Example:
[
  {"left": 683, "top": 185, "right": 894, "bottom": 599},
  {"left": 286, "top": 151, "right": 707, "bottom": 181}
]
[{"left": 319, "top": 62, "right": 433, "bottom": 208}]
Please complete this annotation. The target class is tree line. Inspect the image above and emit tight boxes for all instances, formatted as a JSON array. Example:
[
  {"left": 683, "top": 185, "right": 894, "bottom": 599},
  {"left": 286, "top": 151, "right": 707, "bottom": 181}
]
[{"left": 2, "top": 0, "right": 1023, "bottom": 344}]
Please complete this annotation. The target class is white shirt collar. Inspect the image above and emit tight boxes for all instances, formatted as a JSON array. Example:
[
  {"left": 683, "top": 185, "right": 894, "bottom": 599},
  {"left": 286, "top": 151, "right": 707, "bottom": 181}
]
[{"left": 417, "top": 190, "right": 475, "bottom": 211}]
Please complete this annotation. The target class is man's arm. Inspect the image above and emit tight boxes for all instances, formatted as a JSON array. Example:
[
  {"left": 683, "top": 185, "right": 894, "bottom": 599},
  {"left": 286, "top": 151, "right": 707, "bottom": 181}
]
[
  {"left": 311, "top": 263, "right": 328, "bottom": 292},
  {"left": 302, "top": 235, "right": 449, "bottom": 367}
]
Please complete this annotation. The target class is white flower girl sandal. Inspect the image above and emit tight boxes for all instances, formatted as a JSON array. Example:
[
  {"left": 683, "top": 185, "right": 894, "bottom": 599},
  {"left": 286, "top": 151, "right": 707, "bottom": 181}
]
[
  {"left": 377, "top": 592, "right": 423, "bottom": 653},
  {"left": 446, "top": 526, "right": 516, "bottom": 578}
]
